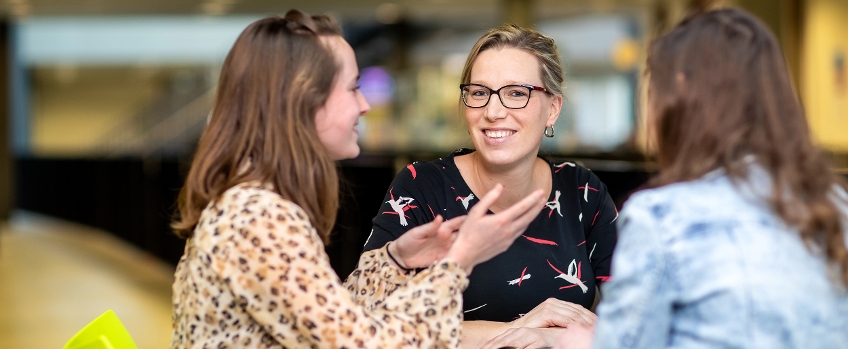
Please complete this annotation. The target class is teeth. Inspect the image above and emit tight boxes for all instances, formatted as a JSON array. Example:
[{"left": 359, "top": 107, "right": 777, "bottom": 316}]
[{"left": 485, "top": 130, "right": 514, "bottom": 138}]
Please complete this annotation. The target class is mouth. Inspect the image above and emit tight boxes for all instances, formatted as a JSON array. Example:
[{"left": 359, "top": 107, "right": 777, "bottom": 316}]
[{"left": 483, "top": 129, "right": 516, "bottom": 139}]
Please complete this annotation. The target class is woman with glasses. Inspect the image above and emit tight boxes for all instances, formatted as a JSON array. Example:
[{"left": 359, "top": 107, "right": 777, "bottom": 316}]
[
  {"left": 363, "top": 24, "right": 618, "bottom": 349},
  {"left": 170, "top": 11, "right": 548, "bottom": 348}
]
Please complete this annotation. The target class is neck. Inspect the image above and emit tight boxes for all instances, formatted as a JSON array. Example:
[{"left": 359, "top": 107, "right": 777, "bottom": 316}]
[{"left": 462, "top": 151, "right": 550, "bottom": 213}]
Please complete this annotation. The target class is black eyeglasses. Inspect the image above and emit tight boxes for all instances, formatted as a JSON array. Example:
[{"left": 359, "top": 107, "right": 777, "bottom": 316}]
[{"left": 460, "top": 83, "right": 549, "bottom": 109}]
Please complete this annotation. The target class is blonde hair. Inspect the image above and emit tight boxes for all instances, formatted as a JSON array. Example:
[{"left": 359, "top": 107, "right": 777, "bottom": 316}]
[{"left": 460, "top": 24, "right": 564, "bottom": 96}]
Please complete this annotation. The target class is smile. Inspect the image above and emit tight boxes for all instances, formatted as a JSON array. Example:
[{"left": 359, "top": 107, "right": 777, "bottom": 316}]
[{"left": 484, "top": 130, "right": 516, "bottom": 138}]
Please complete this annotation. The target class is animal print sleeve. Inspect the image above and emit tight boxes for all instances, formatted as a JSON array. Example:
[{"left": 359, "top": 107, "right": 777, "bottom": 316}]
[
  {"left": 208, "top": 191, "right": 469, "bottom": 348},
  {"left": 343, "top": 247, "right": 418, "bottom": 310}
]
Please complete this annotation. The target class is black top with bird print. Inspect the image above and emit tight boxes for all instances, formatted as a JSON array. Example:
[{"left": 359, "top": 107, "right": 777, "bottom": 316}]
[{"left": 363, "top": 148, "right": 618, "bottom": 322}]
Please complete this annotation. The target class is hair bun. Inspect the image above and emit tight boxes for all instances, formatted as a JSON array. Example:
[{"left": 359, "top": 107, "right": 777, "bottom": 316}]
[{"left": 283, "top": 9, "right": 318, "bottom": 34}]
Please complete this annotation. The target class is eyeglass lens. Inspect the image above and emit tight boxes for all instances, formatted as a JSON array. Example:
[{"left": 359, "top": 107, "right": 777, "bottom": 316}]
[{"left": 462, "top": 84, "right": 531, "bottom": 109}]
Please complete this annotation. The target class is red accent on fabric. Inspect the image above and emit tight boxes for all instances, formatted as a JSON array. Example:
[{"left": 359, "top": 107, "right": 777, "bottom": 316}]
[
  {"left": 518, "top": 267, "right": 527, "bottom": 286},
  {"left": 524, "top": 235, "right": 558, "bottom": 246},
  {"left": 591, "top": 211, "right": 600, "bottom": 226},
  {"left": 546, "top": 259, "right": 565, "bottom": 274},
  {"left": 406, "top": 164, "right": 417, "bottom": 179},
  {"left": 577, "top": 240, "right": 586, "bottom": 246}
]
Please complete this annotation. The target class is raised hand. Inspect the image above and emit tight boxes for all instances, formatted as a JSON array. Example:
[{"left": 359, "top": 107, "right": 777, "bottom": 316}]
[
  {"left": 444, "top": 184, "right": 546, "bottom": 274},
  {"left": 389, "top": 215, "right": 467, "bottom": 269}
]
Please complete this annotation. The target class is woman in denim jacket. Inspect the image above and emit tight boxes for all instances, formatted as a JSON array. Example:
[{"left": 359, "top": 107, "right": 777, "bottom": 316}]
[{"left": 555, "top": 7, "right": 848, "bottom": 349}]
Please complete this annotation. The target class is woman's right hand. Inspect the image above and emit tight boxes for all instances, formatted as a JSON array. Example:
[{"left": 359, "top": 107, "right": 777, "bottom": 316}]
[
  {"left": 510, "top": 298, "right": 597, "bottom": 329},
  {"left": 444, "top": 184, "right": 546, "bottom": 274}
]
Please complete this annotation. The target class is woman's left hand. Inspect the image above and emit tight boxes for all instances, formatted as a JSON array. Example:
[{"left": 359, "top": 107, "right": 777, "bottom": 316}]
[
  {"left": 479, "top": 327, "right": 566, "bottom": 349},
  {"left": 390, "top": 215, "right": 467, "bottom": 269},
  {"left": 552, "top": 323, "right": 594, "bottom": 349}
]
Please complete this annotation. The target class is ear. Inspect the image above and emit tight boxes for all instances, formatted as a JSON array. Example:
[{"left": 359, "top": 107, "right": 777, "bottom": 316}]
[{"left": 545, "top": 93, "right": 563, "bottom": 127}]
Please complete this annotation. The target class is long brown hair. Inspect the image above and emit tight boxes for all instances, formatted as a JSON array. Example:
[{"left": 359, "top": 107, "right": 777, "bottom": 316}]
[
  {"left": 173, "top": 10, "right": 343, "bottom": 242},
  {"left": 646, "top": 8, "right": 848, "bottom": 286}
]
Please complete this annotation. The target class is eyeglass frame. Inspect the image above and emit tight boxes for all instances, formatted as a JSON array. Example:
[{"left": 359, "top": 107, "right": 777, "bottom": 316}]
[{"left": 459, "top": 83, "right": 549, "bottom": 109}]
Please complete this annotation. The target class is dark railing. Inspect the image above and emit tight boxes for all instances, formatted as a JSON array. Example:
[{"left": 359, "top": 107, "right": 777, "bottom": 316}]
[{"left": 14, "top": 155, "right": 653, "bottom": 278}]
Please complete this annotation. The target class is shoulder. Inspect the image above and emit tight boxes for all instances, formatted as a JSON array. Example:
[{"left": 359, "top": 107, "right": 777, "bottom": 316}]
[
  {"left": 218, "top": 181, "right": 310, "bottom": 222},
  {"left": 620, "top": 172, "right": 752, "bottom": 238},
  {"left": 550, "top": 159, "right": 602, "bottom": 184},
  {"left": 391, "top": 155, "right": 457, "bottom": 190},
  {"left": 399, "top": 160, "right": 444, "bottom": 181},
  {"left": 195, "top": 182, "right": 315, "bottom": 249}
]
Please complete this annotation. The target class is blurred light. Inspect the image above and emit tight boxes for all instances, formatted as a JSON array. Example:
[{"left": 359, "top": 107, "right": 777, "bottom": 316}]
[
  {"left": 11, "top": 3, "right": 30, "bottom": 17},
  {"left": 359, "top": 66, "right": 395, "bottom": 106},
  {"left": 441, "top": 53, "right": 466, "bottom": 76},
  {"left": 54, "top": 64, "right": 78, "bottom": 84},
  {"left": 611, "top": 38, "right": 639, "bottom": 71},
  {"left": 19, "top": 17, "right": 258, "bottom": 66},
  {"left": 201, "top": 2, "right": 229, "bottom": 16},
  {"left": 376, "top": 3, "right": 401, "bottom": 24}
]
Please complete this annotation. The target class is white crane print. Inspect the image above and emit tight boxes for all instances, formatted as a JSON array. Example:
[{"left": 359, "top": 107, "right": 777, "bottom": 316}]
[
  {"left": 386, "top": 196, "right": 416, "bottom": 226},
  {"left": 456, "top": 193, "right": 475, "bottom": 210},
  {"left": 545, "top": 190, "right": 562, "bottom": 217}
]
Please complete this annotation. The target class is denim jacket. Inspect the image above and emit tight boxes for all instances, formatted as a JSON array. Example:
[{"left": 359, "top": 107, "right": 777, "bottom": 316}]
[{"left": 593, "top": 166, "right": 848, "bottom": 349}]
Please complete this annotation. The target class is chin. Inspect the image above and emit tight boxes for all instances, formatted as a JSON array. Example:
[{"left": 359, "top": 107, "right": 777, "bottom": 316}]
[
  {"left": 477, "top": 150, "right": 522, "bottom": 166},
  {"left": 331, "top": 147, "right": 360, "bottom": 161}
]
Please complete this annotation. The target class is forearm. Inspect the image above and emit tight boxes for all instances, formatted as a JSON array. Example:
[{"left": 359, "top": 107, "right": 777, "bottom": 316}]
[
  {"left": 344, "top": 245, "right": 415, "bottom": 309},
  {"left": 461, "top": 320, "right": 511, "bottom": 349}
]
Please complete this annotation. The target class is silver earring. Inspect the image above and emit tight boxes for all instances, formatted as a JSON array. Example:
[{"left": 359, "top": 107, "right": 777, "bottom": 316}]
[{"left": 544, "top": 125, "right": 555, "bottom": 138}]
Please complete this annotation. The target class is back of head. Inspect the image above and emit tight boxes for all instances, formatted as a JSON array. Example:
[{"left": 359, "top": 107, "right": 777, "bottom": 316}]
[
  {"left": 173, "top": 10, "right": 343, "bottom": 241},
  {"left": 647, "top": 7, "right": 848, "bottom": 286},
  {"left": 460, "top": 24, "right": 564, "bottom": 97}
]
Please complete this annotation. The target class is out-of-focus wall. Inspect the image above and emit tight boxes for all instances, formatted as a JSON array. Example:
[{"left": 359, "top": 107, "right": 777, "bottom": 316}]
[
  {"left": 801, "top": 0, "right": 848, "bottom": 152},
  {"left": 30, "top": 67, "right": 165, "bottom": 155},
  {"left": 1, "top": 21, "right": 11, "bottom": 220}
]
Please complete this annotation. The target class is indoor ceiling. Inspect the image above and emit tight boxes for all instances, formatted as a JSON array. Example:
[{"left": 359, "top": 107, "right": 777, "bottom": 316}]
[{"left": 1, "top": 0, "right": 657, "bottom": 24}]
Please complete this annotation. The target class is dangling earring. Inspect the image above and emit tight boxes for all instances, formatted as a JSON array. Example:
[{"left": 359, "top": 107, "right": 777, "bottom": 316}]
[{"left": 544, "top": 125, "right": 555, "bottom": 138}]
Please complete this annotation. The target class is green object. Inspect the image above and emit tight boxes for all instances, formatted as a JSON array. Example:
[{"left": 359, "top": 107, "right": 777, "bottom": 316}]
[{"left": 63, "top": 310, "right": 139, "bottom": 349}]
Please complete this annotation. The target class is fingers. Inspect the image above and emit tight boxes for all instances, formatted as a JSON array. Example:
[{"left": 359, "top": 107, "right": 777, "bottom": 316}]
[
  {"left": 500, "top": 189, "right": 546, "bottom": 221},
  {"left": 440, "top": 215, "right": 467, "bottom": 233},
  {"left": 468, "top": 183, "right": 503, "bottom": 218},
  {"left": 481, "top": 328, "right": 554, "bottom": 349},
  {"left": 546, "top": 299, "right": 596, "bottom": 326},
  {"left": 516, "top": 299, "right": 596, "bottom": 328},
  {"left": 402, "top": 215, "right": 443, "bottom": 239},
  {"left": 502, "top": 189, "right": 546, "bottom": 236}
]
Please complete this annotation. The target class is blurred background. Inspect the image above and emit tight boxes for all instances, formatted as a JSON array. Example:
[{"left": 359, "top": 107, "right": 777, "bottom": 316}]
[{"left": 0, "top": 0, "right": 846, "bottom": 347}]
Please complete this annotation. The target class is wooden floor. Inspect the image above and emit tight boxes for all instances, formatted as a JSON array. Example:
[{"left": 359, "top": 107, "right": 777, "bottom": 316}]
[{"left": 0, "top": 211, "right": 174, "bottom": 349}]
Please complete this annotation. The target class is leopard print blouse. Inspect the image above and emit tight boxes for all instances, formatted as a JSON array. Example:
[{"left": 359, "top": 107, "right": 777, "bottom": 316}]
[{"left": 170, "top": 181, "right": 469, "bottom": 348}]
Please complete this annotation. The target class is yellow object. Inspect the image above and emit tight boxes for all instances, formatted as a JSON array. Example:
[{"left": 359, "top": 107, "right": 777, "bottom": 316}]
[
  {"left": 63, "top": 310, "right": 139, "bottom": 349},
  {"left": 802, "top": 0, "right": 848, "bottom": 152},
  {"left": 612, "top": 38, "right": 641, "bottom": 72}
]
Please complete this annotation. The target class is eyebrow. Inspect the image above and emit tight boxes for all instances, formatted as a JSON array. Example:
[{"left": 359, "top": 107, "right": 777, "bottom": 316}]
[{"left": 470, "top": 80, "right": 529, "bottom": 86}]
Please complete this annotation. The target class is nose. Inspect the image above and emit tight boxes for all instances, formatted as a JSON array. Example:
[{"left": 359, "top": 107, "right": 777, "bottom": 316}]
[
  {"left": 357, "top": 90, "right": 371, "bottom": 116},
  {"left": 484, "top": 93, "right": 507, "bottom": 121}
]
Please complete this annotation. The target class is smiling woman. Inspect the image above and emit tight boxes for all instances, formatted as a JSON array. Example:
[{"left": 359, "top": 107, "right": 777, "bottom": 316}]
[
  {"left": 168, "top": 9, "right": 547, "bottom": 349},
  {"left": 363, "top": 24, "right": 618, "bottom": 349}
]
